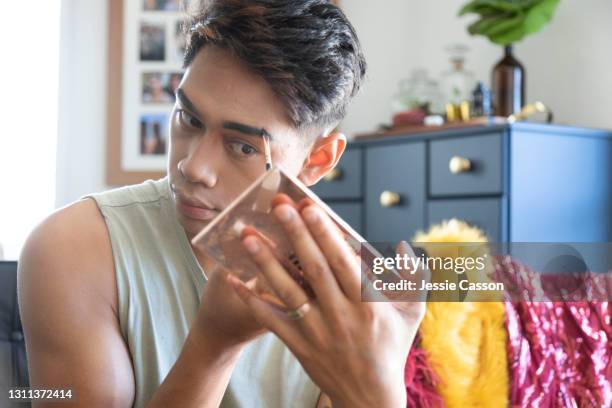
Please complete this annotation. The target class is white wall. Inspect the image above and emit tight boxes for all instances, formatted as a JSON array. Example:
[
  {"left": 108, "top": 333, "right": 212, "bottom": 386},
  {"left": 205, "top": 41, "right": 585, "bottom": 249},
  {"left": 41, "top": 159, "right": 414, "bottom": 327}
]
[
  {"left": 0, "top": 0, "right": 60, "bottom": 259},
  {"left": 56, "top": 0, "right": 110, "bottom": 208},
  {"left": 55, "top": 0, "right": 612, "bottom": 206}
]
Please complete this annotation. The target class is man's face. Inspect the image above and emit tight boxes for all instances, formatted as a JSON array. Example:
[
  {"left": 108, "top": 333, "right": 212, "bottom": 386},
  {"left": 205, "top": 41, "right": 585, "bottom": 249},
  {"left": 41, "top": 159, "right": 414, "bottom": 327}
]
[{"left": 168, "top": 46, "right": 311, "bottom": 239}]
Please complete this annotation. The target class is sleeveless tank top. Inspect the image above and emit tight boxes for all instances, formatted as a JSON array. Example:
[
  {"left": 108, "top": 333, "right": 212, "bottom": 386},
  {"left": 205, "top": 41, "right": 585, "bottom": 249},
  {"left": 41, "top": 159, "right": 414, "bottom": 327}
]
[{"left": 83, "top": 177, "right": 320, "bottom": 408}]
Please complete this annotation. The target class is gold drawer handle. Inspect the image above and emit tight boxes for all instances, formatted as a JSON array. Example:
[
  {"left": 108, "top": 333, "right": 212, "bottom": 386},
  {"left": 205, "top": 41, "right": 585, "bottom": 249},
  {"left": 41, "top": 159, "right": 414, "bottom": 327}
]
[
  {"left": 323, "top": 167, "right": 343, "bottom": 182},
  {"left": 449, "top": 156, "right": 472, "bottom": 174},
  {"left": 380, "top": 191, "right": 401, "bottom": 208}
]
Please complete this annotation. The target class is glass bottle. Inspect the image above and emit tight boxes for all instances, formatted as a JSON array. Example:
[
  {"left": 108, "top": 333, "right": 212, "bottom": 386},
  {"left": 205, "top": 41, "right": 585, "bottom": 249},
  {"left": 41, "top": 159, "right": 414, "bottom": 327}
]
[
  {"left": 440, "top": 44, "right": 475, "bottom": 121},
  {"left": 471, "top": 81, "right": 492, "bottom": 117},
  {"left": 440, "top": 44, "right": 476, "bottom": 106},
  {"left": 492, "top": 45, "right": 525, "bottom": 116}
]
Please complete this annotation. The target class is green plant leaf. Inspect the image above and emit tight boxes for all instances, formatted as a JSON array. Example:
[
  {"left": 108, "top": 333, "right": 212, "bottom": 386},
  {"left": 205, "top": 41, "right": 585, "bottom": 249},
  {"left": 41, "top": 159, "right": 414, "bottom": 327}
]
[
  {"left": 516, "top": 0, "right": 543, "bottom": 10},
  {"left": 481, "top": 12, "right": 523, "bottom": 36},
  {"left": 481, "top": 0, "right": 524, "bottom": 12},
  {"left": 523, "top": 0, "right": 560, "bottom": 34},
  {"left": 459, "top": 0, "right": 559, "bottom": 45},
  {"left": 459, "top": 0, "right": 517, "bottom": 16},
  {"left": 490, "top": 23, "right": 527, "bottom": 44},
  {"left": 459, "top": 0, "right": 484, "bottom": 15},
  {"left": 467, "top": 14, "right": 511, "bottom": 35}
]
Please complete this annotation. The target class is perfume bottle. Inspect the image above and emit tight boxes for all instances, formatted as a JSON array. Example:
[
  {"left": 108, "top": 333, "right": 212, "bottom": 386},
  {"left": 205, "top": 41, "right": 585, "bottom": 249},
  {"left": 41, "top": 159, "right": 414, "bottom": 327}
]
[
  {"left": 471, "top": 81, "right": 492, "bottom": 118},
  {"left": 441, "top": 44, "right": 475, "bottom": 121},
  {"left": 492, "top": 45, "right": 525, "bottom": 116}
]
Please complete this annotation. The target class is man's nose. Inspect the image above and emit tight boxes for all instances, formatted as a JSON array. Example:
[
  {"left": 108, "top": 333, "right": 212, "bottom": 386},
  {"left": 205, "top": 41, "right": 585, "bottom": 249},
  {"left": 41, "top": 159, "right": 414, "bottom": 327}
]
[{"left": 179, "top": 135, "right": 221, "bottom": 188}]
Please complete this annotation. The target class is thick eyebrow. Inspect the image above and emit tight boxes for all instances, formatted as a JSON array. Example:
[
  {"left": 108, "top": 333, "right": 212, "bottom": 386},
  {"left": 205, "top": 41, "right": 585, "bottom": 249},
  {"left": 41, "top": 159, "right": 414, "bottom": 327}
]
[
  {"left": 222, "top": 122, "right": 273, "bottom": 141},
  {"left": 176, "top": 88, "right": 273, "bottom": 141}
]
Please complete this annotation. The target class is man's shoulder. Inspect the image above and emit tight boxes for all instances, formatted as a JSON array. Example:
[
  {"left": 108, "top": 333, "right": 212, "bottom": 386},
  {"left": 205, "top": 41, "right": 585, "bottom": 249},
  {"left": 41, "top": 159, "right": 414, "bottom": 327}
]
[
  {"left": 19, "top": 197, "right": 116, "bottom": 306},
  {"left": 85, "top": 177, "right": 170, "bottom": 208},
  {"left": 26, "top": 198, "right": 109, "bottom": 258}
]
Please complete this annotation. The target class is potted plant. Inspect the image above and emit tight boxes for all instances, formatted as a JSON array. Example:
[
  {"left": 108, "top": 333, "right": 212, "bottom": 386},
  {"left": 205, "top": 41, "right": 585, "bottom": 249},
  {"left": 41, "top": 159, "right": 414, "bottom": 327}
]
[{"left": 459, "top": 0, "right": 560, "bottom": 116}]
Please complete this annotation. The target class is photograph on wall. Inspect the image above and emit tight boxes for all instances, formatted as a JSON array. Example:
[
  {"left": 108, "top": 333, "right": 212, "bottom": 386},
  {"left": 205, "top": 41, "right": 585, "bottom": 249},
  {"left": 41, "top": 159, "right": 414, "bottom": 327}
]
[
  {"left": 142, "top": 72, "right": 183, "bottom": 103},
  {"left": 140, "top": 22, "right": 166, "bottom": 61},
  {"left": 140, "top": 113, "right": 169, "bottom": 156}
]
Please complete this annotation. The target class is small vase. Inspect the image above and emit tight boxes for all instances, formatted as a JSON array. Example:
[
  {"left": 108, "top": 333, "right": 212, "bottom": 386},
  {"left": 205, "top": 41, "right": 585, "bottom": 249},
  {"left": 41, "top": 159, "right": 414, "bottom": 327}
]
[{"left": 492, "top": 45, "right": 525, "bottom": 116}]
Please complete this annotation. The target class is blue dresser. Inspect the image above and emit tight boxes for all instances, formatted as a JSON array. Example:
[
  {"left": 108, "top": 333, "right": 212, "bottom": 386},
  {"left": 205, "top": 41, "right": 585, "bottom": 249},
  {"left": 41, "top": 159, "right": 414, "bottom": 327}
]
[{"left": 312, "top": 123, "right": 612, "bottom": 243}]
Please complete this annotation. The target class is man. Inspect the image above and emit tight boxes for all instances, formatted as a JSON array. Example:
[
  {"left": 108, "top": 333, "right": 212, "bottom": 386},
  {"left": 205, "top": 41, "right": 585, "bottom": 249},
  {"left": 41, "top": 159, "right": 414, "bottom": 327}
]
[{"left": 18, "top": 1, "right": 425, "bottom": 407}]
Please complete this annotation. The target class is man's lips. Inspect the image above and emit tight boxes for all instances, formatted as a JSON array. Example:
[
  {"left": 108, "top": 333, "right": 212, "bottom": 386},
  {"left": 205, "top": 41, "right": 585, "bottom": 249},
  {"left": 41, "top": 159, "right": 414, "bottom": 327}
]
[{"left": 175, "top": 196, "right": 220, "bottom": 221}]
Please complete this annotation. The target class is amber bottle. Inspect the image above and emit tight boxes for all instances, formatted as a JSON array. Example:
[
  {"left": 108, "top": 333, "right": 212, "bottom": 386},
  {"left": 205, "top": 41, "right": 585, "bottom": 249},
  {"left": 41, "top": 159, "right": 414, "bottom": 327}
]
[{"left": 492, "top": 45, "right": 525, "bottom": 116}]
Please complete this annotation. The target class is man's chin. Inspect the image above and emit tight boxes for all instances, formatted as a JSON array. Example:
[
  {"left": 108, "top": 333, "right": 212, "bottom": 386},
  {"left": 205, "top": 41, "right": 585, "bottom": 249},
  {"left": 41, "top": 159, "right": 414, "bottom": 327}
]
[{"left": 177, "top": 213, "right": 211, "bottom": 240}]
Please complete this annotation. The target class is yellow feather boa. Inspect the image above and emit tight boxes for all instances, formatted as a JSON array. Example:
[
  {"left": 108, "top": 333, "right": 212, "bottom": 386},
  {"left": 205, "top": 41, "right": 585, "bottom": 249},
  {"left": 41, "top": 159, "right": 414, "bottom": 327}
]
[{"left": 413, "top": 219, "right": 509, "bottom": 407}]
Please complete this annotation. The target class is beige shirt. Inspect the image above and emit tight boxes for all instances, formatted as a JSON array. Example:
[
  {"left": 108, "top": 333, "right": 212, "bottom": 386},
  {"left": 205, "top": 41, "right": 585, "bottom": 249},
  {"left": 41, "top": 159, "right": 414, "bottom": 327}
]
[{"left": 84, "top": 177, "right": 320, "bottom": 408}]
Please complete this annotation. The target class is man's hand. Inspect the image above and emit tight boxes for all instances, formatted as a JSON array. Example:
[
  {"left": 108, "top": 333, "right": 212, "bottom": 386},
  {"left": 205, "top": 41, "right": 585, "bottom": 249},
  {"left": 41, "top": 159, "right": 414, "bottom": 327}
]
[
  {"left": 194, "top": 255, "right": 268, "bottom": 347},
  {"left": 227, "top": 200, "right": 427, "bottom": 408}
]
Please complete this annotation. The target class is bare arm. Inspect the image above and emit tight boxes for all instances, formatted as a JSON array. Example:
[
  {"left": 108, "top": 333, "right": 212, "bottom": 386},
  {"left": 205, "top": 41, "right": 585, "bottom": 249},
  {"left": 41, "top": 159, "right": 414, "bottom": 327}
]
[
  {"left": 19, "top": 199, "right": 256, "bottom": 407},
  {"left": 18, "top": 200, "right": 135, "bottom": 407}
]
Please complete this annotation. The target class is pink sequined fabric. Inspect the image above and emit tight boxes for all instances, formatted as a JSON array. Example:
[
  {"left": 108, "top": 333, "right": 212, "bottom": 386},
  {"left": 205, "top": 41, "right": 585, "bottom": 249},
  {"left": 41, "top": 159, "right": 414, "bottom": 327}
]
[{"left": 495, "top": 256, "right": 612, "bottom": 407}]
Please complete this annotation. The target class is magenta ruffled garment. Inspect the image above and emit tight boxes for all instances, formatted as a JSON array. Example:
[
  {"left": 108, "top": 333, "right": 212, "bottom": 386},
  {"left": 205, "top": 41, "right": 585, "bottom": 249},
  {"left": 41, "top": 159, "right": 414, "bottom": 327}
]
[
  {"left": 404, "top": 333, "right": 444, "bottom": 408},
  {"left": 496, "top": 257, "right": 612, "bottom": 407}
]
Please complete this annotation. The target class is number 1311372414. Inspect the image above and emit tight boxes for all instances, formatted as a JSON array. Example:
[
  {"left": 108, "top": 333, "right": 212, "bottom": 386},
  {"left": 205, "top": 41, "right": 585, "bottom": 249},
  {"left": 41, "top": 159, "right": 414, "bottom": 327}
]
[{"left": 8, "top": 388, "right": 74, "bottom": 401}]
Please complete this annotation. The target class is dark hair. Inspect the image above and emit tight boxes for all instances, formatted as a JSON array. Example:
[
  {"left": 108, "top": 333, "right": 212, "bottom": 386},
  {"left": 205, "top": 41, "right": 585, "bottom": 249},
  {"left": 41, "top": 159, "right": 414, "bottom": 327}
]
[{"left": 183, "top": 0, "right": 366, "bottom": 132}]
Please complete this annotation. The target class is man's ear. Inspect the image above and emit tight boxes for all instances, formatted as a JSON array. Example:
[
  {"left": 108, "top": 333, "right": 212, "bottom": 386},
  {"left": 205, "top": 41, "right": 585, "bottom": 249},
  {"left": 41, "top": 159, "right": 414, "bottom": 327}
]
[{"left": 298, "top": 132, "right": 347, "bottom": 186}]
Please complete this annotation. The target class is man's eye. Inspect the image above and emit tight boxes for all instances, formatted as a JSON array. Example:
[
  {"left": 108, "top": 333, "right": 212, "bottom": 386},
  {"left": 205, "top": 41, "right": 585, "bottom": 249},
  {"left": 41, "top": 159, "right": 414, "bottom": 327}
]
[
  {"left": 227, "top": 141, "right": 258, "bottom": 157},
  {"left": 178, "top": 110, "right": 203, "bottom": 129}
]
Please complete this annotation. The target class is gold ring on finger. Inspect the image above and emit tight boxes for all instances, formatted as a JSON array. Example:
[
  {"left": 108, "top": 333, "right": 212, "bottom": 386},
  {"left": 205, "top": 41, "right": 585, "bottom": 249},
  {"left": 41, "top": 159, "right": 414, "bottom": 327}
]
[{"left": 285, "top": 301, "right": 311, "bottom": 320}]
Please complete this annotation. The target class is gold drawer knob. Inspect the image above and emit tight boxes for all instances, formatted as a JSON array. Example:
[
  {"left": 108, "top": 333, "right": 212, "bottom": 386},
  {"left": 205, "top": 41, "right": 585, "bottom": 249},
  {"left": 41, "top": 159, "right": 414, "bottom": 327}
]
[
  {"left": 323, "top": 167, "right": 343, "bottom": 182},
  {"left": 380, "top": 191, "right": 401, "bottom": 208},
  {"left": 449, "top": 156, "right": 472, "bottom": 174}
]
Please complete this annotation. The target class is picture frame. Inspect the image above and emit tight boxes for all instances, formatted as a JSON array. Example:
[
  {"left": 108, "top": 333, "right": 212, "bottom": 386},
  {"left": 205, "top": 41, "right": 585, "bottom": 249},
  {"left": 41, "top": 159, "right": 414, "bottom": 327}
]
[{"left": 107, "top": 0, "right": 187, "bottom": 185}]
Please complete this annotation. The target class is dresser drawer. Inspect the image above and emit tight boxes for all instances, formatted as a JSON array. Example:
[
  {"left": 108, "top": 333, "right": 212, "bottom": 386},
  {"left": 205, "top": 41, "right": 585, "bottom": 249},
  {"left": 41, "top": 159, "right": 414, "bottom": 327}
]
[
  {"left": 365, "top": 142, "right": 426, "bottom": 243},
  {"left": 428, "top": 198, "right": 502, "bottom": 241},
  {"left": 429, "top": 134, "right": 503, "bottom": 196},
  {"left": 311, "top": 148, "right": 362, "bottom": 200}
]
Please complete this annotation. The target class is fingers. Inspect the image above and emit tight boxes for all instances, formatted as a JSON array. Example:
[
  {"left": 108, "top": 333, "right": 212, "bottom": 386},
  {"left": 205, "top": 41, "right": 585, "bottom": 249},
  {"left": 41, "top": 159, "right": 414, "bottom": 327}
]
[
  {"left": 272, "top": 204, "right": 346, "bottom": 311},
  {"left": 242, "top": 234, "right": 310, "bottom": 311},
  {"left": 243, "top": 230, "right": 332, "bottom": 340},
  {"left": 300, "top": 205, "right": 361, "bottom": 301},
  {"left": 233, "top": 237, "right": 323, "bottom": 338},
  {"left": 271, "top": 193, "right": 300, "bottom": 209},
  {"left": 226, "top": 273, "right": 309, "bottom": 351}
]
